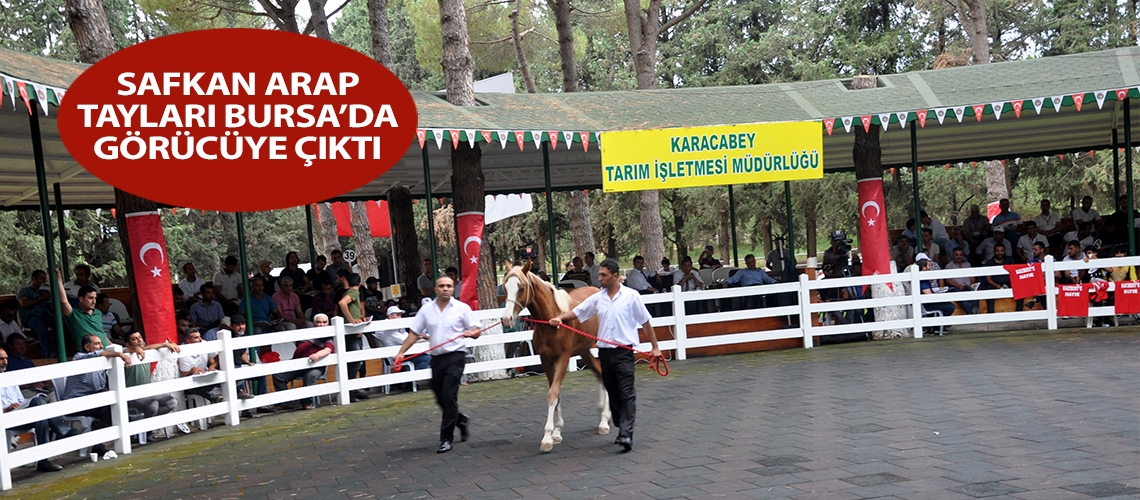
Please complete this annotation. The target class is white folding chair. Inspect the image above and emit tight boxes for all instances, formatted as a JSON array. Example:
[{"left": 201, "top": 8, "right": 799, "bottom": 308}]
[
  {"left": 380, "top": 358, "right": 417, "bottom": 394},
  {"left": 920, "top": 305, "right": 945, "bottom": 336},
  {"left": 51, "top": 377, "right": 97, "bottom": 456}
]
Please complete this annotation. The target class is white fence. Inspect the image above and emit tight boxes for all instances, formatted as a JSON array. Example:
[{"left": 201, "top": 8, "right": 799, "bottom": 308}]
[{"left": 0, "top": 254, "right": 1134, "bottom": 489}]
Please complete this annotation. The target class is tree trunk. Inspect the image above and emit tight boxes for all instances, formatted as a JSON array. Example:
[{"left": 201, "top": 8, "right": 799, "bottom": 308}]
[
  {"left": 388, "top": 187, "right": 421, "bottom": 299},
  {"left": 366, "top": 0, "right": 393, "bottom": 67},
  {"left": 310, "top": 204, "right": 327, "bottom": 261},
  {"left": 509, "top": 1, "right": 537, "bottom": 93},
  {"left": 318, "top": 202, "right": 341, "bottom": 254},
  {"left": 438, "top": 0, "right": 476, "bottom": 107},
  {"left": 547, "top": 0, "right": 578, "bottom": 92},
  {"left": 308, "top": 0, "right": 332, "bottom": 40},
  {"left": 350, "top": 202, "right": 380, "bottom": 280},
  {"left": 567, "top": 191, "right": 597, "bottom": 258},
  {"left": 957, "top": 0, "right": 990, "bottom": 64},
  {"left": 984, "top": 160, "right": 1010, "bottom": 202}
]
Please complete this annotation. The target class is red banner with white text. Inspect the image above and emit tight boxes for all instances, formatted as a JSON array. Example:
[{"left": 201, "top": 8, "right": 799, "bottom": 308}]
[
  {"left": 1003, "top": 263, "right": 1045, "bottom": 300},
  {"left": 1115, "top": 281, "right": 1140, "bottom": 314},
  {"left": 456, "top": 212, "right": 485, "bottom": 309},
  {"left": 857, "top": 179, "right": 891, "bottom": 280},
  {"left": 125, "top": 212, "right": 177, "bottom": 343},
  {"left": 1056, "top": 284, "right": 1089, "bottom": 317}
]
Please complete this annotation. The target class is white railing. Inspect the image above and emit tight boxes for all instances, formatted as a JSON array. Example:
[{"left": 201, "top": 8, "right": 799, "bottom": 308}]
[{"left": 0, "top": 254, "right": 1135, "bottom": 490}]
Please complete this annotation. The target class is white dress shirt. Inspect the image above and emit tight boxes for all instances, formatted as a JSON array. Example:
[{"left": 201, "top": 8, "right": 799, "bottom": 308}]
[
  {"left": 572, "top": 286, "right": 651, "bottom": 348},
  {"left": 625, "top": 268, "right": 654, "bottom": 291},
  {"left": 410, "top": 298, "right": 479, "bottom": 355}
]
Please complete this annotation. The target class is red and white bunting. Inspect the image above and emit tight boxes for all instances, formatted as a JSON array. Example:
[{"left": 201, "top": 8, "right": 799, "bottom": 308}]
[
  {"left": 449, "top": 129, "right": 460, "bottom": 149},
  {"left": 465, "top": 129, "right": 476, "bottom": 149},
  {"left": 990, "top": 102, "right": 1004, "bottom": 120},
  {"left": 580, "top": 132, "right": 590, "bottom": 152},
  {"left": 514, "top": 131, "right": 525, "bottom": 151},
  {"left": 842, "top": 116, "right": 853, "bottom": 133},
  {"left": 547, "top": 131, "right": 559, "bottom": 150},
  {"left": 896, "top": 111, "right": 908, "bottom": 128},
  {"left": 935, "top": 108, "right": 947, "bottom": 124},
  {"left": 498, "top": 130, "right": 509, "bottom": 149},
  {"left": 823, "top": 118, "right": 835, "bottom": 135},
  {"left": 416, "top": 129, "right": 426, "bottom": 149},
  {"left": 971, "top": 104, "right": 986, "bottom": 122},
  {"left": 860, "top": 115, "right": 872, "bottom": 133},
  {"left": 1072, "top": 93, "right": 1084, "bottom": 112},
  {"left": 916, "top": 109, "right": 928, "bottom": 128},
  {"left": 531, "top": 130, "right": 543, "bottom": 150},
  {"left": 563, "top": 131, "right": 574, "bottom": 150},
  {"left": 1012, "top": 100, "right": 1023, "bottom": 118},
  {"left": 1116, "top": 89, "right": 1130, "bottom": 101},
  {"left": 878, "top": 113, "right": 891, "bottom": 131},
  {"left": 1032, "top": 97, "right": 1044, "bottom": 114},
  {"left": 1051, "top": 96, "right": 1063, "bottom": 112},
  {"left": 4, "top": 79, "right": 14, "bottom": 109},
  {"left": 16, "top": 81, "right": 31, "bottom": 115},
  {"left": 1094, "top": 90, "right": 1107, "bottom": 109},
  {"left": 481, "top": 130, "right": 492, "bottom": 144},
  {"left": 952, "top": 106, "right": 965, "bottom": 123},
  {"left": 432, "top": 129, "right": 445, "bottom": 150}
]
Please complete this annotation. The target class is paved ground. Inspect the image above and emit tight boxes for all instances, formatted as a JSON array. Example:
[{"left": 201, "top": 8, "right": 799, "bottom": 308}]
[{"left": 6, "top": 327, "right": 1139, "bottom": 500}]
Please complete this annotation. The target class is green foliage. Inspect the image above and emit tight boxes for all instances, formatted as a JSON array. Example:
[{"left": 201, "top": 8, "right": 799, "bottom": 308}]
[{"left": 332, "top": 0, "right": 443, "bottom": 90}]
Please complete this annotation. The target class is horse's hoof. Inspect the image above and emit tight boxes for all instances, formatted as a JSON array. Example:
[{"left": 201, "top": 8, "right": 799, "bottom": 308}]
[
  {"left": 552, "top": 434, "right": 563, "bottom": 444},
  {"left": 598, "top": 426, "right": 610, "bottom": 435},
  {"left": 539, "top": 440, "right": 554, "bottom": 452}
]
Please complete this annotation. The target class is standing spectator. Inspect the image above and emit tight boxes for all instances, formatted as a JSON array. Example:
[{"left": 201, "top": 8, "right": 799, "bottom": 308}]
[
  {"left": 584, "top": 252, "right": 601, "bottom": 286},
  {"left": 178, "top": 262, "right": 205, "bottom": 303},
  {"left": 253, "top": 260, "right": 278, "bottom": 294},
  {"left": 338, "top": 273, "right": 370, "bottom": 402},
  {"left": 326, "top": 250, "right": 351, "bottom": 282},
  {"left": 417, "top": 258, "right": 435, "bottom": 299},
  {"left": 56, "top": 269, "right": 107, "bottom": 352},
  {"left": 963, "top": 204, "right": 991, "bottom": 253},
  {"left": 1071, "top": 195, "right": 1101, "bottom": 232},
  {"left": 17, "top": 270, "right": 54, "bottom": 358},
  {"left": 279, "top": 252, "right": 310, "bottom": 294},
  {"left": 213, "top": 256, "right": 243, "bottom": 316},
  {"left": 63, "top": 264, "right": 100, "bottom": 303}
]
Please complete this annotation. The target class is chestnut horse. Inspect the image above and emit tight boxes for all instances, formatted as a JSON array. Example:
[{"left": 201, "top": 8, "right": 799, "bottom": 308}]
[{"left": 501, "top": 261, "right": 610, "bottom": 452}]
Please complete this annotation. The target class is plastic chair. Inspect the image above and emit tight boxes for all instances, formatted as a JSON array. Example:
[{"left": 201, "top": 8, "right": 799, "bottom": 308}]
[
  {"left": 712, "top": 267, "right": 736, "bottom": 282},
  {"left": 6, "top": 428, "right": 36, "bottom": 451},
  {"left": 50, "top": 377, "right": 97, "bottom": 456},
  {"left": 698, "top": 269, "right": 715, "bottom": 288},
  {"left": 380, "top": 358, "right": 417, "bottom": 395},
  {"left": 185, "top": 394, "right": 213, "bottom": 431},
  {"left": 920, "top": 305, "right": 945, "bottom": 336}
]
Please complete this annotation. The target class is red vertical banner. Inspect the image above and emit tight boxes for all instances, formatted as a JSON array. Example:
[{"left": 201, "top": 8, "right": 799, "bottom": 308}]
[
  {"left": 1056, "top": 284, "right": 1089, "bottom": 317},
  {"left": 456, "top": 212, "right": 485, "bottom": 309},
  {"left": 125, "top": 211, "right": 176, "bottom": 343},
  {"left": 857, "top": 178, "right": 891, "bottom": 278}
]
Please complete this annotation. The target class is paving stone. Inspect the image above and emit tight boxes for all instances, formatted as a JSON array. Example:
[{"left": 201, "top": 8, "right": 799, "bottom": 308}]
[
  {"left": 956, "top": 482, "right": 1028, "bottom": 498},
  {"left": 1062, "top": 482, "right": 1140, "bottom": 498}
]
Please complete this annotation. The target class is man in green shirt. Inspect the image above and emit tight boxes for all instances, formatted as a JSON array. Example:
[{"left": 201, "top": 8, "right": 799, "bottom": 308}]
[
  {"left": 338, "top": 273, "right": 370, "bottom": 402},
  {"left": 56, "top": 269, "right": 106, "bottom": 354}
]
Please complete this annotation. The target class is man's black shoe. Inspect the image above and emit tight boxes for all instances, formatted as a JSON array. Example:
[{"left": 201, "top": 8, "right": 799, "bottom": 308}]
[
  {"left": 349, "top": 393, "right": 360, "bottom": 403},
  {"left": 616, "top": 436, "right": 632, "bottom": 452},
  {"left": 36, "top": 460, "right": 62, "bottom": 472},
  {"left": 354, "top": 390, "right": 371, "bottom": 400},
  {"left": 92, "top": 443, "right": 109, "bottom": 456},
  {"left": 437, "top": 441, "right": 452, "bottom": 453},
  {"left": 256, "top": 406, "right": 277, "bottom": 414},
  {"left": 457, "top": 416, "right": 470, "bottom": 442}
]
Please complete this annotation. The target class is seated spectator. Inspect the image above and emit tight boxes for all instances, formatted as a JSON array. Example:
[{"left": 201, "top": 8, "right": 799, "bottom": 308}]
[
  {"left": 274, "top": 276, "right": 311, "bottom": 330},
  {"left": 1109, "top": 245, "right": 1137, "bottom": 281},
  {"left": 280, "top": 251, "right": 310, "bottom": 294},
  {"left": 1059, "top": 240, "right": 1087, "bottom": 284},
  {"left": 944, "top": 248, "right": 979, "bottom": 314},
  {"left": 1016, "top": 221, "right": 1049, "bottom": 263},
  {"left": 191, "top": 284, "right": 226, "bottom": 333},
  {"left": 272, "top": 314, "right": 335, "bottom": 410},
  {"left": 239, "top": 277, "right": 286, "bottom": 333},
  {"left": 1063, "top": 222, "right": 1096, "bottom": 251},
  {"left": 56, "top": 268, "right": 108, "bottom": 353},
  {"left": 312, "top": 281, "right": 339, "bottom": 319},
  {"left": 172, "top": 286, "right": 190, "bottom": 318},
  {"left": 94, "top": 293, "right": 128, "bottom": 345},
  {"left": 900, "top": 218, "right": 918, "bottom": 246},
  {"left": 445, "top": 267, "right": 462, "bottom": 297},
  {"left": 1034, "top": 199, "right": 1064, "bottom": 252},
  {"left": 307, "top": 255, "right": 332, "bottom": 295},
  {"left": 945, "top": 228, "right": 971, "bottom": 264},
  {"left": 673, "top": 257, "right": 704, "bottom": 291},
  {"left": 1104, "top": 195, "right": 1139, "bottom": 244},
  {"left": 920, "top": 228, "right": 941, "bottom": 264},
  {"left": 362, "top": 277, "right": 387, "bottom": 319},
  {"left": 121, "top": 331, "right": 191, "bottom": 434},
  {"left": 963, "top": 204, "right": 991, "bottom": 251},
  {"left": 17, "top": 270, "right": 54, "bottom": 358},
  {"left": 976, "top": 228, "right": 1013, "bottom": 262},
  {"left": 918, "top": 258, "right": 956, "bottom": 319},
  {"left": 625, "top": 255, "right": 657, "bottom": 293},
  {"left": 992, "top": 198, "right": 1024, "bottom": 245},
  {"left": 1071, "top": 195, "right": 1101, "bottom": 231},
  {"left": 213, "top": 256, "right": 243, "bottom": 316},
  {"left": 61, "top": 334, "right": 134, "bottom": 459},
  {"left": 1, "top": 346, "right": 76, "bottom": 472},
  {"left": 655, "top": 258, "right": 675, "bottom": 289},
  {"left": 178, "top": 262, "right": 205, "bottom": 303},
  {"left": 63, "top": 263, "right": 100, "bottom": 304},
  {"left": 921, "top": 211, "right": 950, "bottom": 252},
  {"left": 176, "top": 315, "right": 192, "bottom": 341},
  {"left": 374, "top": 307, "right": 431, "bottom": 370},
  {"left": 5, "top": 335, "right": 37, "bottom": 373},
  {"left": 891, "top": 237, "right": 915, "bottom": 271},
  {"left": 698, "top": 245, "right": 722, "bottom": 269},
  {"left": 212, "top": 315, "right": 257, "bottom": 400},
  {"left": 726, "top": 254, "right": 777, "bottom": 309},
  {"left": 179, "top": 327, "right": 222, "bottom": 403},
  {"left": 0, "top": 301, "right": 24, "bottom": 344},
  {"left": 982, "top": 243, "right": 1024, "bottom": 313},
  {"left": 561, "top": 256, "right": 592, "bottom": 284},
  {"left": 253, "top": 259, "right": 278, "bottom": 294}
]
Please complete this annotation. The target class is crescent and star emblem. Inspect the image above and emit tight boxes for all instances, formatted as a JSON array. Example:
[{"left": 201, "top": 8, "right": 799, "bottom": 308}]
[
  {"left": 861, "top": 201, "right": 881, "bottom": 227},
  {"left": 139, "top": 242, "right": 165, "bottom": 278},
  {"left": 463, "top": 236, "right": 482, "bottom": 265}
]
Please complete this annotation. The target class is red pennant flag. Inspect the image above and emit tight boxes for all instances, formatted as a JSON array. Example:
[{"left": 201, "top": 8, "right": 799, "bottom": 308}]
[
  {"left": 889, "top": 168, "right": 895, "bottom": 176},
  {"left": 917, "top": 110, "right": 928, "bottom": 128},
  {"left": 972, "top": 162, "right": 977, "bottom": 168},
  {"left": 1115, "top": 281, "right": 1140, "bottom": 314},
  {"left": 1003, "top": 264, "right": 1045, "bottom": 300},
  {"left": 125, "top": 212, "right": 177, "bottom": 343},
  {"left": 481, "top": 130, "right": 492, "bottom": 144},
  {"left": 16, "top": 82, "right": 31, "bottom": 115},
  {"left": 1116, "top": 89, "right": 1129, "bottom": 101},
  {"left": 1059, "top": 154, "right": 1065, "bottom": 161},
  {"left": 823, "top": 118, "right": 835, "bottom": 136},
  {"left": 416, "top": 129, "right": 426, "bottom": 149},
  {"left": 111, "top": 208, "right": 117, "bottom": 218},
  {"left": 1056, "top": 284, "right": 1089, "bottom": 317},
  {"left": 547, "top": 131, "right": 559, "bottom": 150},
  {"left": 860, "top": 115, "right": 872, "bottom": 133},
  {"left": 456, "top": 212, "right": 485, "bottom": 309},
  {"left": 972, "top": 104, "right": 985, "bottom": 122},
  {"left": 580, "top": 132, "right": 590, "bottom": 152},
  {"left": 945, "top": 164, "right": 950, "bottom": 170},
  {"left": 917, "top": 166, "right": 923, "bottom": 172},
  {"left": 514, "top": 131, "right": 526, "bottom": 151},
  {"left": 1012, "top": 100, "right": 1023, "bottom": 118},
  {"left": 449, "top": 130, "right": 460, "bottom": 149},
  {"left": 1089, "top": 150, "right": 1095, "bottom": 158},
  {"left": 1072, "top": 93, "right": 1084, "bottom": 112}
]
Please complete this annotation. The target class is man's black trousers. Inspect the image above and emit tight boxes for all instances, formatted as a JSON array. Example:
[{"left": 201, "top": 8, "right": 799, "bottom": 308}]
[
  {"left": 599, "top": 348, "right": 636, "bottom": 440},
  {"left": 429, "top": 351, "right": 467, "bottom": 442}
]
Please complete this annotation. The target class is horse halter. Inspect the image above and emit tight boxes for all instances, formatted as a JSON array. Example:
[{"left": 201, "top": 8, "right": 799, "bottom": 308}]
[{"left": 503, "top": 271, "right": 535, "bottom": 316}]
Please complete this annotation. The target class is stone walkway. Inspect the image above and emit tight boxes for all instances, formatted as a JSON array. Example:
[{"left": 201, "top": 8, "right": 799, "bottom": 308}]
[{"left": 5, "top": 327, "right": 1138, "bottom": 500}]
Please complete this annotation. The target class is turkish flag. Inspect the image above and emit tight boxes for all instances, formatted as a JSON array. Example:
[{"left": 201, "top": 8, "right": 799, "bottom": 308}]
[
  {"left": 857, "top": 179, "right": 891, "bottom": 280},
  {"left": 125, "top": 212, "right": 176, "bottom": 343},
  {"left": 456, "top": 212, "right": 484, "bottom": 309},
  {"left": 323, "top": 201, "right": 392, "bottom": 238},
  {"left": 1056, "top": 284, "right": 1089, "bottom": 317},
  {"left": 1003, "top": 263, "right": 1045, "bottom": 300},
  {"left": 1115, "top": 281, "right": 1140, "bottom": 314}
]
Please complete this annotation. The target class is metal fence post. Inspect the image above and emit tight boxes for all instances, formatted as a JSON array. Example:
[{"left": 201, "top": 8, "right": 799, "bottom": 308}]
[
  {"left": 1044, "top": 255, "right": 1058, "bottom": 330},
  {"left": 799, "top": 274, "right": 813, "bottom": 348},
  {"left": 333, "top": 317, "right": 350, "bottom": 405},
  {"left": 910, "top": 266, "right": 924, "bottom": 339},
  {"left": 220, "top": 331, "right": 240, "bottom": 426},
  {"left": 106, "top": 344, "right": 131, "bottom": 455},
  {"left": 671, "top": 285, "right": 687, "bottom": 360}
]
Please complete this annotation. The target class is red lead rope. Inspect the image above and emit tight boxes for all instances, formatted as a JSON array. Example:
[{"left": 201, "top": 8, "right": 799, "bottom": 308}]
[
  {"left": 521, "top": 318, "right": 669, "bottom": 377},
  {"left": 392, "top": 320, "right": 503, "bottom": 372}
]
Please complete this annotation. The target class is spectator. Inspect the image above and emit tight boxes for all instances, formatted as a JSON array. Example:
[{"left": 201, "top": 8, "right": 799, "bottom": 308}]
[
  {"left": 0, "top": 301, "right": 24, "bottom": 344},
  {"left": 280, "top": 252, "right": 310, "bottom": 294},
  {"left": 992, "top": 198, "right": 1024, "bottom": 245},
  {"left": 673, "top": 257, "right": 704, "bottom": 291},
  {"left": 1109, "top": 245, "right": 1137, "bottom": 281},
  {"left": 375, "top": 306, "right": 431, "bottom": 370},
  {"left": 920, "top": 211, "right": 950, "bottom": 252},
  {"left": 312, "top": 281, "right": 339, "bottom": 319},
  {"left": 214, "top": 315, "right": 258, "bottom": 401},
  {"left": 918, "top": 258, "right": 956, "bottom": 319},
  {"left": 1034, "top": 199, "right": 1064, "bottom": 252},
  {"left": 417, "top": 258, "right": 435, "bottom": 299},
  {"left": 56, "top": 269, "right": 107, "bottom": 353},
  {"left": 239, "top": 277, "right": 285, "bottom": 333},
  {"left": 962, "top": 204, "right": 991, "bottom": 251},
  {"left": 982, "top": 243, "right": 1023, "bottom": 313},
  {"left": 253, "top": 260, "right": 278, "bottom": 294},
  {"left": 306, "top": 255, "right": 331, "bottom": 294},
  {"left": 338, "top": 273, "right": 370, "bottom": 403},
  {"left": 63, "top": 263, "right": 100, "bottom": 303},
  {"left": 445, "top": 267, "right": 462, "bottom": 298},
  {"left": 624, "top": 255, "right": 656, "bottom": 294},
  {"left": 94, "top": 293, "right": 128, "bottom": 345},
  {"left": 178, "top": 262, "right": 205, "bottom": 302},
  {"left": 272, "top": 313, "right": 334, "bottom": 411},
  {"left": 584, "top": 252, "right": 601, "bottom": 286},
  {"left": 562, "top": 256, "right": 592, "bottom": 283},
  {"left": 976, "top": 227, "right": 1013, "bottom": 262},
  {"left": 920, "top": 228, "right": 941, "bottom": 264},
  {"left": 362, "top": 277, "right": 386, "bottom": 319},
  {"left": 945, "top": 227, "right": 971, "bottom": 264},
  {"left": 61, "top": 334, "right": 134, "bottom": 460},
  {"left": 1104, "top": 195, "right": 1139, "bottom": 244},
  {"left": 1071, "top": 195, "right": 1101, "bottom": 231},
  {"left": 17, "top": 270, "right": 54, "bottom": 358},
  {"left": 1059, "top": 240, "right": 1087, "bottom": 284},
  {"left": 944, "top": 247, "right": 979, "bottom": 314},
  {"left": 121, "top": 331, "right": 190, "bottom": 434},
  {"left": 900, "top": 218, "right": 918, "bottom": 246},
  {"left": 1, "top": 346, "right": 74, "bottom": 472},
  {"left": 726, "top": 254, "right": 777, "bottom": 309},
  {"left": 213, "top": 256, "right": 243, "bottom": 316},
  {"left": 326, "top": 249, "right": 351, "bottom": 282},
  {"left": 178, "top": 327, "right": 222, "bottom": 403},
  {"left": 698, "top": 245, "right": 722, "bottom": 269},
  {"left": 1062, "top": 222, "right": 1096, "bottom": 250},
  {"left": 274, "top": 276, "right": 310, "bottom": 330},
  {"left": 172, "top": 286, "right": 189, "bottom": 318},
  {"left": 891, "top": 236, "right": 915, "bottom": 272},
  {"left": 5, "top": 334, "right": 37, "bottom": 373},
  {"left": 190, "top": 284, "right": 226, "bottom": 333},
  {"left": 1016, "top": 221, "right": 1049, "bottom": 263}
]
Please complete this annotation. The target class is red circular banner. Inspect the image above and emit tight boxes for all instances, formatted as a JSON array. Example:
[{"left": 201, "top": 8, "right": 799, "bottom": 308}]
[{"left": 57, "top": 28, "right": 418, "bottom": 212}]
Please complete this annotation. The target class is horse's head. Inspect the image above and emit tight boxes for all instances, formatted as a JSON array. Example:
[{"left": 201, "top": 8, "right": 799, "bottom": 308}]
[{"left": 501, "top": 259, "right": 534, "bottom": 327}]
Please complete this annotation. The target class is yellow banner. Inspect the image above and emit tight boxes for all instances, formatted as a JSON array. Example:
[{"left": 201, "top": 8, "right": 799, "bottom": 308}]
[{"left": 600, "top": 121, "right": 823, "bottom": 192}]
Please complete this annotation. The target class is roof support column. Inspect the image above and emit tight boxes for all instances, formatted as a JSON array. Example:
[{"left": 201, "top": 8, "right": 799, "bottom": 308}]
[
  {"left": 53, "top": 183, "right": 69, "bottom": 280},
  {"left": 421, "top": 146, "right": 438, "bottom": 280},
  {"left": 728, "top": 185, "right": 739, "bottom": 267},
  {"left": 236, "top": 213, "right": 254, "bottom": 332},
  {"left": 305, "top": 204, "right": 316, "bottom": 265},
  {"left": 30, "top": 110, "right": 66, "bottom": 362},
  {"left": 784, "top": 181, "right": 793, "bottom": 260},
  {"left": 911, "top": 125, "right": 923, "bottom": 254},
  {"left": 1113, "top": 129, "right": 1121, "bottom": 203},
  {"left": 543, "top": 142, "right": 557, "bottom": 285},
  {"left": 1125, "top": 98, "right": 1135, "bottom": 256}
]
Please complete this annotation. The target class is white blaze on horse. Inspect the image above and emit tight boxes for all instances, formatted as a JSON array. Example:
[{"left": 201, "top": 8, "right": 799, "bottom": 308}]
[{"left": 501, "top": 260, "right": 611, "bottom": 452}]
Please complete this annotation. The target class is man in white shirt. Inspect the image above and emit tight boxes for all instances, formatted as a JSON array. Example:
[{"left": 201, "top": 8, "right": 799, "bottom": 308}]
[
  {"left": 584, "top": 252, "right": 600, "bottom": 287},
  {"left": 624, "top": 255, "right": 656, "bottom": 293},
  {"left": 396, "top": 276, "right": 482, "bottom": 454},
  {"left": 178, "top": 262, "right": 206, "bottom": 302},
  {"left": 1016, "top": 221, "right": 1049, "bottom": 263},
  {"left": 0, "top": 301, "right": 24, "bottom": 343},
  {"left": 672, "top": 258, "right": 703, "bottom": 291},
  {"left": 920, "top": 211, "right": 950, "bottom": 252},
  {"left": 212, "top": 256, "right": 242, "bottom": 316},
  {"left": 1071, "top": 196, "right": 1101, "bottom": 230},
  {"left": 548, "top": 259, "right": 661, "bottom": 452},
  {"left": 975, "top": 228, "right": 1013, "bottom": 262},
  {"left": 376, "top": 306, "right": 431, "bottom": 370},
  {"left": 1063, "top": 222, "right": 1096, "bottom": 251},
  {"left": 63, "top": 264, "right": 100, "bottom": 302}
]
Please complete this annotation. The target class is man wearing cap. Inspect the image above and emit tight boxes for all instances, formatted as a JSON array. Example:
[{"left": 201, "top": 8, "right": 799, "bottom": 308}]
[
  {"left": 396, "top": 276, "right": 482, "bottom": 453},
  {"left": 975, "top": 227, "right": 1013, "bottom": 262},
  {"left": 271, "top": 313, "right": 334, "bottom": 410},
  {"left": 376, "top": 306, "right": 430, "bottom": 370},
  {"left": 698, "top": 245, "right": 721, "bottom": 269}
]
